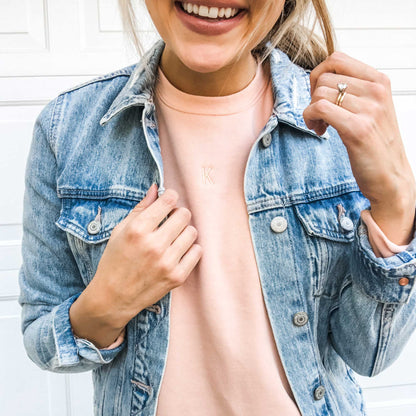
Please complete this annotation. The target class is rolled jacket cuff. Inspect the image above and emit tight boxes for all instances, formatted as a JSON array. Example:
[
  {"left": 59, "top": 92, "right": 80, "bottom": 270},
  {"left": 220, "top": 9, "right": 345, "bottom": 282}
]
[
  {"left": 52, "top": 293, "right": 126, "bottom": 367},
  {"left": 351, "top": 216, "right": 416, "bottom": 304}
]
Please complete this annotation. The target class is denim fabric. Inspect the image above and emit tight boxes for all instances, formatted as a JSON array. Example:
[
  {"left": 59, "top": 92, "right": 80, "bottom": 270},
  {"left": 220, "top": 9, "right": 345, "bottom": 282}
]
[{"left": 19, "top": 40, "right": 416, "bottom": 416}]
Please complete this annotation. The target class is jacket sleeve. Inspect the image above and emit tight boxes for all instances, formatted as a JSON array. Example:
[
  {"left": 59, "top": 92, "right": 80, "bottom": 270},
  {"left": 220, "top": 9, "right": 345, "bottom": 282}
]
[
  {"left": 18, "top": 98, "right": 127, "bottom": 373},
  {"left": 329, "top": 205, "right": 416, "bottom": 377}
]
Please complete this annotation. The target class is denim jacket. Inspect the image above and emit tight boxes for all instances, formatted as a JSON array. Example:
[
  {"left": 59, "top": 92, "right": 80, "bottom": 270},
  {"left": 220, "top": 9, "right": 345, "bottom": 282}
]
[{"left": 19, "top": 40, "right": 416, "bottom": 416}]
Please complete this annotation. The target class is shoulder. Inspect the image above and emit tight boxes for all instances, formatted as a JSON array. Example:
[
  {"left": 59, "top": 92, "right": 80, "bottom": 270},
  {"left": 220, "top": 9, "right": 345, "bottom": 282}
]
[
  {"left": 43, "top": 62, "right": 138, "bottom": 126},
  {"left": 52, "top": 63, "right": 138, "bottom": 118},
  {"left": 35, "top": 63, "right": 138, "bottom": 152},
  {"left": 60, "top": 63, "right": 137, "bottom": 96}
]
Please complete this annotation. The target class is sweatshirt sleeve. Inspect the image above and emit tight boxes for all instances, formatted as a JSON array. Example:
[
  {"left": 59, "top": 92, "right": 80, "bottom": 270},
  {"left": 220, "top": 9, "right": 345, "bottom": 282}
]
[{"left": 18, "top": 97, "right": 127, "bottom": 373}]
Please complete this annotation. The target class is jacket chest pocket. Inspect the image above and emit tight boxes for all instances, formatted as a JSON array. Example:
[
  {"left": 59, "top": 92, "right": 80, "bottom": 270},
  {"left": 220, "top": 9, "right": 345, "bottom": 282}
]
[
  {"left": 293, "top": 191, "right": 369, "bottom": 297},
  {"left": 56, "top": 196, "right": 139, "bottom": 285}
]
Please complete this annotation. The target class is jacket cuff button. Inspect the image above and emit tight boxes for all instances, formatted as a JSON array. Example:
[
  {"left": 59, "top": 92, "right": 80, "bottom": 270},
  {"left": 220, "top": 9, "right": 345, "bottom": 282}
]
[{"left": 399, "top": 277, "right": 410, "bottom": 286}]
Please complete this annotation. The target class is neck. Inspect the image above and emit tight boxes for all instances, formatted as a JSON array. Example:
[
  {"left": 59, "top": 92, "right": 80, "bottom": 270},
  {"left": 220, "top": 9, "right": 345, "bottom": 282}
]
[{"left": 159, "top": 47, "right": 258, "bottom": 97}]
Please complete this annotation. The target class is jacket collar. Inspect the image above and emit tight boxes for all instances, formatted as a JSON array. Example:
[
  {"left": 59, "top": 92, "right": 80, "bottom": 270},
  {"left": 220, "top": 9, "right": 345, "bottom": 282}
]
[{"left": 100, "top": 39, "right": 328, "bottom": 139}]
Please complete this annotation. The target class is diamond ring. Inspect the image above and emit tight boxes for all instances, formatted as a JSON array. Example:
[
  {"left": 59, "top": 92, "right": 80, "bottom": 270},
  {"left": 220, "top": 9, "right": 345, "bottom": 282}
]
[{"left": 336, "top": 83, "right": 348, "bottom": 106}]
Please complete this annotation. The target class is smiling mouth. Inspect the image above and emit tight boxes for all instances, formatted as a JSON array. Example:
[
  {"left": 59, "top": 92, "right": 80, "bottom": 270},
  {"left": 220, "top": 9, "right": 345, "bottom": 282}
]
[{"left": 177, "top": 2, "right": 244, "bottom": 20}]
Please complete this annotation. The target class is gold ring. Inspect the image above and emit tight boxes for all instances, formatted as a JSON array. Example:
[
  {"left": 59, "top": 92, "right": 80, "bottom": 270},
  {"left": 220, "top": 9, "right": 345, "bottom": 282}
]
[
  {"left": 336, "top": 91, "right": 347, "bottom": 106},
  {"left": 336, "top": 83, "right": 348, "bottom": 107}
]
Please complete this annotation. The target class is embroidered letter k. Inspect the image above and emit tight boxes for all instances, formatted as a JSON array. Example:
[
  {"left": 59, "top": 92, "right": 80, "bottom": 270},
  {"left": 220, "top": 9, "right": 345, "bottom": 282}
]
[{"left": 201, "top": 166, "right": 214, "bottom": 185}]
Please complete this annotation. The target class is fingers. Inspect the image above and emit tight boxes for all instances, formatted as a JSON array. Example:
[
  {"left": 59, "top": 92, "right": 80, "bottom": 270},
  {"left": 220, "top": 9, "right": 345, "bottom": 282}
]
[
  {"left": 314, "top": 72, "right": 371, "bottom": 98},
  {"left": 167, "top": 224, "right": 199, "bottom": 261},
  {"left": 303, "top": 98, "right": 356, "bottom": 139},
  {"left": 129, "top": 187, "right": 179, "bottom": 233},
  {"left": 305, "top": 119, "right": 329, "bottom": 137},
  {"left": 306, "top": 53, "right": 392, "bottom": 138},
  {"left": 175, "top": 243, "right": 203, "bottom": 284},
  {"left": 130, "top": 183, "right": 159, "bottom": 214},
  {"left": 118, "top": 186, "right": 202, "bottom": 279},
  {"left": 310, "top": 51, "right": 382, "bottom": 95},
  {"left": 154, "top": 206, "right": 192, "bottom": 250},
  {"left": 311, "top": 85, "right": 361, "bottom": 114}
]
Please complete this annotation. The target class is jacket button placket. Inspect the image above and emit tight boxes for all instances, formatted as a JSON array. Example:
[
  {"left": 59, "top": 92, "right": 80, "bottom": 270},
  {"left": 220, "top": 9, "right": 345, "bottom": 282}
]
[
  {"left": 270, "top": 216, "right": 288, "bottom": 233},
  {"left": 261, "top": 133, "right": 272, "bottom": 148},
  {"left": 314, "top": 385, "right": 326, "bottom": 400},
  {"left": 293, "top": 311, "right": 309, "bottom": 327}
]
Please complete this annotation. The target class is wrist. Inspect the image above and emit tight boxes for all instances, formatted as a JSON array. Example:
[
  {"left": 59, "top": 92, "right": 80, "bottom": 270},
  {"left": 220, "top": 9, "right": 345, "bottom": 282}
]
[
  {"left": 81, "top": 280, "right": 128, "bottom": 331},
  {"left": 369, "top": 196, "right": 415, "bottom": 246},
  {"left": 69, "top": 284, "right": 127, "bottom": 349}
]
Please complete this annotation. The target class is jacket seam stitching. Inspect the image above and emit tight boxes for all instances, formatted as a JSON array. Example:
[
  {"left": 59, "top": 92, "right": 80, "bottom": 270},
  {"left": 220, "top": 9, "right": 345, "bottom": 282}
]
[
  {"left": 51, "top": 307, "right": 64, "bottom": 366},
  {"left": 47, "top": 95, "right": 59, "bottom": 157},
  {"left": 49, "top": 93, "right": 64, "bottom": 157},
  {"left": 287, "top": 207, "right": 333, "bottom": 413},
  {"left": 39, "top": 321, "right": 49, "bottom": 369},
  {"left": 370, "top": 303, "right": 396, "bottom": 376},
  {"left": 247, "top": 184, "right": 361, "bottom": 212},
  {"left": 58, "top": 68, "right": 134, "bottom": 95}
]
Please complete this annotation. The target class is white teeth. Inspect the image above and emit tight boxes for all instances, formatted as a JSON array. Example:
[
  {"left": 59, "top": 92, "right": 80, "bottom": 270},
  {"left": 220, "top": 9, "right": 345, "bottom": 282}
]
[
  {"left": 198, "top": 5, "right": 209, "bottom": 16},
  {"left": 181, "top": 2, "right": 240, "bottom": 20},
  {"left": 208, "top": 7, "right": 218, "bottom": 18}
]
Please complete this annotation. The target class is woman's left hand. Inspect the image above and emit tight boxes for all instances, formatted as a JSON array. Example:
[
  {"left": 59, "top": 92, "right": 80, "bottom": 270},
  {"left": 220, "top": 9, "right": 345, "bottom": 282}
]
[{"left": 303, "top": 51, "right": 416, "bottom": 245}]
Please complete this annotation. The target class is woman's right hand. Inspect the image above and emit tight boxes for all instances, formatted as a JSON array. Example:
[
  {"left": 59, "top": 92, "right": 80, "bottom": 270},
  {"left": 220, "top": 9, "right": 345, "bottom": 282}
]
[{"left": 69, "top": 183, "right": 202, "bottom": 348}]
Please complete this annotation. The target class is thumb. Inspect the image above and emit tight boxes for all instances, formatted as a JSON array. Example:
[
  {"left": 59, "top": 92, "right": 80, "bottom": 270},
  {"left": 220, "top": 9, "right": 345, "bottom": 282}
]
[{"left": 132, "top": 183, "right": 158, "bottom": 213}]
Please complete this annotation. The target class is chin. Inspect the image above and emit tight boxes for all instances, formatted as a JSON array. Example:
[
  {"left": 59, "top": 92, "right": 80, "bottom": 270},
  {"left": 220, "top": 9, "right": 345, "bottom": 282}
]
[{"left": 177, "top": 43, "right": 237, "bottom": 74}]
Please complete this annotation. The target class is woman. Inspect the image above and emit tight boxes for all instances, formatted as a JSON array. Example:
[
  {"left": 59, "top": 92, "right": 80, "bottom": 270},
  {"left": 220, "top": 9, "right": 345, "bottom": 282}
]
[{"left": 19, "top": 0, "right": 416, "bottom": 415}]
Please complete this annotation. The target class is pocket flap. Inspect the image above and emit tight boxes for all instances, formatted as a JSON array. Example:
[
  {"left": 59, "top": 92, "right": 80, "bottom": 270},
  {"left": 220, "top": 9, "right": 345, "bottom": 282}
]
[
  {"left": 56, "top": 197, "right": 138, "bottom": 244},
  {"left": 293, "top": 192, "right": 370, "bottom": 243}
]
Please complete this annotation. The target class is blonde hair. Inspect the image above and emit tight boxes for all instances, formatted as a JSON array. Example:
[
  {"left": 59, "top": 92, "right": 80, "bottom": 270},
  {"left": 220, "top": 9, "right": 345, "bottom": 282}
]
[{"left": 118, "top": 0, "right": 335, "bottom": 70}]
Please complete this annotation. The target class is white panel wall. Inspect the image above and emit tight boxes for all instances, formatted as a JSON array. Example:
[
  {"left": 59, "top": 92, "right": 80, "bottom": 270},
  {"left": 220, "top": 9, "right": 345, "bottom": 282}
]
[
  {"left": 327, "top": 1, "right": 416, "bottom": 413},
  {"left": 0, "top": 1, "right": 415, "bottom": 415}
]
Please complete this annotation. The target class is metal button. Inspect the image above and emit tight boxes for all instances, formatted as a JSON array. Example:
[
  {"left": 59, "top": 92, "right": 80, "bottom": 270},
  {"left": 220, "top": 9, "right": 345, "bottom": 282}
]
[
  {"left": 399, "top": 277, "right": 410, "bottom": 286},
  {"left": 87, "top": 220, "right": 101, "bottom": 235},
  {"left": 340, "top": 216, "right": 354, "bottom": 232},
  {"left": 261, "top": 133, "right": 272, "bottom": 148},
  {"left": 293, "top": 312, "right": 309, "bottom": 327},
  {"left": 271, "top": 216, "right": 288, "bottom": 233},
  {"left": 314, "top": 385, "right": 326, "bottom": 400}
]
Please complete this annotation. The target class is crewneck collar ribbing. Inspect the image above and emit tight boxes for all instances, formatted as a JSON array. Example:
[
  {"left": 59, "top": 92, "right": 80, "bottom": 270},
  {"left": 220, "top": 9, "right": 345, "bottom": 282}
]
[{"left": 155, "top": 61, "right": 270, "bottom": 116}]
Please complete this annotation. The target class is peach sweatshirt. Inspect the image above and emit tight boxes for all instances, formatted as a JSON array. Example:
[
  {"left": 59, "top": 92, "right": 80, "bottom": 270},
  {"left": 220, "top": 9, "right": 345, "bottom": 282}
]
[
  {"left": 153, "top": 62, "right": 301, "bottom": 415},
  {"left": 100, "top": 62, "right": 412, "bottom": 414}
]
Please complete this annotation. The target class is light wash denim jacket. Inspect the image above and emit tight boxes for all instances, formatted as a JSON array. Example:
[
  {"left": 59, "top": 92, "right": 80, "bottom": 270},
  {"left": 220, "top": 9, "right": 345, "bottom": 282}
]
[{"left": 19, "top": 40, "right": 416, "bottom": 416}]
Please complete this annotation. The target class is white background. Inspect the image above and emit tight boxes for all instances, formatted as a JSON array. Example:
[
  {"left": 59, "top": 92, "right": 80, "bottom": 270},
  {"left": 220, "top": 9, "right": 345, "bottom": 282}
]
[{"left": 0, "top": 1, "right": 415, "bottom": 415}]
